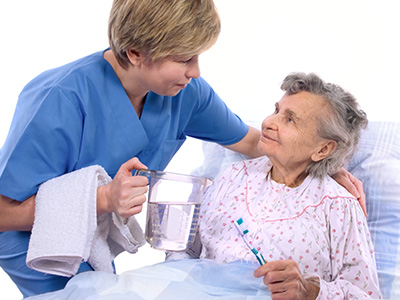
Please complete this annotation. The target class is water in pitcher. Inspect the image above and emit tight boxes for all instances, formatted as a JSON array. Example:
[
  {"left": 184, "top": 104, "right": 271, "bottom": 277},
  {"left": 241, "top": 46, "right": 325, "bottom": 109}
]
[{"left": 146, "top": 201, "right": 201, "bottom": 251}]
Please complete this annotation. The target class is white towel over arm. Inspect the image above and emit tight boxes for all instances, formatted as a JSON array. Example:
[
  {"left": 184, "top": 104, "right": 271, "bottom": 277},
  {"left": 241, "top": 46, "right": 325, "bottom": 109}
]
[{"left": 26, "top": 165, "right": 146, "bottom": 277}]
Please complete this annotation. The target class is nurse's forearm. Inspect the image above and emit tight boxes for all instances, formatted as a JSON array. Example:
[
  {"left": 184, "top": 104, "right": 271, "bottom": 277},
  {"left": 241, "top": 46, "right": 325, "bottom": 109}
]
[
  {"left": 224, "top": 126, "right": 263, "bottom": 158},
  {"left": 0, "top": 194, "right": 35, "bottom": 232}
]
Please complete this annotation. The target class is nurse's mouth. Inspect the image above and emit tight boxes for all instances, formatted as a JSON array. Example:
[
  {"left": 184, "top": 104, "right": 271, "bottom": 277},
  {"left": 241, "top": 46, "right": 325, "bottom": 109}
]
[
  {"left": 176, "top": 83, "right": 188, "bottom": 89},
  {"left": 176, "top": 79, "right": 191, "bottom": 89}
]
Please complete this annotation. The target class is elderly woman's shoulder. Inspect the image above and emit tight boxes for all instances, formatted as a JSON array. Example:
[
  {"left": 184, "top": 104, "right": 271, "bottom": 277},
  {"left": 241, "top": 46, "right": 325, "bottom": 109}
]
[
  {"left": 315, "top": 175, "right": 362, "bottom": 213},
  {"left": 317, "top": 175, "right": 357, "bottom": 199}
]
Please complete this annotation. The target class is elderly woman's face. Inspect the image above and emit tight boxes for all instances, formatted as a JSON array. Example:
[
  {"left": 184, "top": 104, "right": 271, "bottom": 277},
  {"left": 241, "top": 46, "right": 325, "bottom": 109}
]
[{"left": 258, "top": 91, "right": 331, "bottom": 172}]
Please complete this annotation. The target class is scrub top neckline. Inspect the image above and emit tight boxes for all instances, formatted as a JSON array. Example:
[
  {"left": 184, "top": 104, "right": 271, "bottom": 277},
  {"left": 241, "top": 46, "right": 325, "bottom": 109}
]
[
  {"left": 101, "top": 54, "right": 150, "bottom": 153},
  {"left": 101, "top": 49, "right": 164, "bottom": 143}
]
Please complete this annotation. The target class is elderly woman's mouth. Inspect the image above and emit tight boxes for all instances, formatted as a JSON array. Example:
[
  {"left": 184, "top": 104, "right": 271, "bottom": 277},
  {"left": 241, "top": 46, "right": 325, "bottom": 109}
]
[{"left": 261, "top": 131, "right": 277, "bottom": 143}]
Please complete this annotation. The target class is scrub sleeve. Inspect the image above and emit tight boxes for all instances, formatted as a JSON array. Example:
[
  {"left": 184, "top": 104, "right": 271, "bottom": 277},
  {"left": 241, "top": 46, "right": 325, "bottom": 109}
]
[{"left": 0, "top": 50, "right": 248, "bottom": 297}]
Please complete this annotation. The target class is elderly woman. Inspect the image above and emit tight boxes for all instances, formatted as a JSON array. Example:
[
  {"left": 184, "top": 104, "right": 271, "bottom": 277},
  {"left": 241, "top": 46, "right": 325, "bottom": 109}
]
[{"left": 198, "top": 73, "right": 382, "bottom": 299}]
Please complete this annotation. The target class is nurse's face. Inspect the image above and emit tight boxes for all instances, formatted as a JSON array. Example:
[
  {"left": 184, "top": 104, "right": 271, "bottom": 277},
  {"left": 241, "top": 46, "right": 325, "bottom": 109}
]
[{"left": 139, "top": 55, "right": 201, "bottom": 96}]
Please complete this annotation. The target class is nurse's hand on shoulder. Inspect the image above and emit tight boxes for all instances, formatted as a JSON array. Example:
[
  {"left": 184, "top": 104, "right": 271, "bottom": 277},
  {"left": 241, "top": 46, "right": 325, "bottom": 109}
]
[
  {"left": 97, "top": 157, "right": 149, "bottom": 218},
  {"left": 332, "top": 167, "right": 366, "bottom": 216}
]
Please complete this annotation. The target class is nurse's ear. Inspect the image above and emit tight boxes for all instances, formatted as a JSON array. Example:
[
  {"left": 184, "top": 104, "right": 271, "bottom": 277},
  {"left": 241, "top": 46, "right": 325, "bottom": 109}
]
[{"left": 126, "top": 49, "right": 143, "bottom": 66}]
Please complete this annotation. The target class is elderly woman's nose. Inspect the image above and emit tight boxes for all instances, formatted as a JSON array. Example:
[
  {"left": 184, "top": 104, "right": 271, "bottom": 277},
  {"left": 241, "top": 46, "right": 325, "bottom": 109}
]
[{"left": 262, "top": 115, "right": 278, "bottom": 130}]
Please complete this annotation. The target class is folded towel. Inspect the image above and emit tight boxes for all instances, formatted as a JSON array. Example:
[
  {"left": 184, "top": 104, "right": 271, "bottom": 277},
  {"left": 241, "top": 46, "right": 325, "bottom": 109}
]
[{"left": 26, "top": 165, "right": 146, "bottom": 277}]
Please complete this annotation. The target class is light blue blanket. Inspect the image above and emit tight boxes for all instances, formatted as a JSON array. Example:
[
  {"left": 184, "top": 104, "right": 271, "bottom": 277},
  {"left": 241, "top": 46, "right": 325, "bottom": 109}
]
[{"left": 27, "top": 259, "right": 270, "bottom": 300}]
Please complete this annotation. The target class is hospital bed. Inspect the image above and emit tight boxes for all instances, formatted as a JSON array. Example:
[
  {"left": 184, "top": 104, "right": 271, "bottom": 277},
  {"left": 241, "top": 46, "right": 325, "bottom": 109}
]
[{"left": 24, "top": 120, "right": 400, "bottom": 299}]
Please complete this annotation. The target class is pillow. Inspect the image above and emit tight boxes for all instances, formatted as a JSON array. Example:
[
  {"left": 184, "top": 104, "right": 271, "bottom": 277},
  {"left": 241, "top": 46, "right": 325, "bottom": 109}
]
[
  {"left": 347, "top": 121, "right": 400, "bottom": 300},
  {"left": 192, "top": 121, "right": 400, "bottom": 300}
]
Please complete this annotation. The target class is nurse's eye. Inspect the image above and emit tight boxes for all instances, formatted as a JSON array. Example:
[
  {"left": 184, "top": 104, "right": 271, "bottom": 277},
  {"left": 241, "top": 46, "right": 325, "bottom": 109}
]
[{"left": 181, "top": 57, "right": 193, "bottom": 64}]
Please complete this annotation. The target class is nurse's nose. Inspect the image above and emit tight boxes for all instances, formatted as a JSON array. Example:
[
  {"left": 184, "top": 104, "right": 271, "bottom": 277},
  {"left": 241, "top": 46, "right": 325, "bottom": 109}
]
[{"left": 186, "top": 60, "right": 200, "bottom": 79}]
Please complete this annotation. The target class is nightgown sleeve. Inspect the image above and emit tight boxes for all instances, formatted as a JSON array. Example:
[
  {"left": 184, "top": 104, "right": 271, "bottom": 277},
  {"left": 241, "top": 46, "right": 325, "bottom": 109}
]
[{"left": 315, "top": 197, "right": 381, "bottom": 299}]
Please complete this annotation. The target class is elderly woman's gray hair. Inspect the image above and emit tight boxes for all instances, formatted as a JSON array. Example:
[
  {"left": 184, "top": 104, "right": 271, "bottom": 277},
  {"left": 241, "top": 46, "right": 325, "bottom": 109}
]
[{"left": 281, "top": 72, "right": 368, "bottom": 179}]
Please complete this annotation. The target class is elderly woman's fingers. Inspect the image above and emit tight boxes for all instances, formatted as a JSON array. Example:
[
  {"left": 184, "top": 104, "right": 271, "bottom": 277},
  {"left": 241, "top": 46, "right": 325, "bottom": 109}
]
[{"left": 254, "top": 260, "right": 320, "bottom": 299}]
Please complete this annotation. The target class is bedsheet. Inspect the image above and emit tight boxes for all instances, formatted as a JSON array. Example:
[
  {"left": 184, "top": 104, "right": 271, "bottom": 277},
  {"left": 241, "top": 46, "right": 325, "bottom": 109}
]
[{"left": 26, "top": 259, "right": 270, "bottom": 300}]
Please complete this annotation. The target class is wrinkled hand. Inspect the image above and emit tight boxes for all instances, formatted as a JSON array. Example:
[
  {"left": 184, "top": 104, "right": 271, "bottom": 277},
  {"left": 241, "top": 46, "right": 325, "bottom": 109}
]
[
  {"left": 97, "top": 157, "right": 148, "bottom": 218},
  {"left": 332, "top": 167, "right": 367, "bottom": 216},
  {"left": 254, "top": 260, "right": 319, "bottom": 300}
]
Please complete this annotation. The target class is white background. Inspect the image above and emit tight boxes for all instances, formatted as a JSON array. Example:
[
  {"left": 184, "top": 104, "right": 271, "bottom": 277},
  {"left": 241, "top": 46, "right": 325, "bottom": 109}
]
[{"left": 1, "top": 0, "right": 399, "bottom": 298}]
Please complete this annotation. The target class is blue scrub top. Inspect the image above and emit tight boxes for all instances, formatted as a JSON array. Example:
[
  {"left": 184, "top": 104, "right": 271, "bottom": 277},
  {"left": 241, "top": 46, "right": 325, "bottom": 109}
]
[
  {"left": 0, "top": 50, "right": 248, "bottom": 296},
  {"left": 0, "top": 49, "right": 248, "bottom": 201}
]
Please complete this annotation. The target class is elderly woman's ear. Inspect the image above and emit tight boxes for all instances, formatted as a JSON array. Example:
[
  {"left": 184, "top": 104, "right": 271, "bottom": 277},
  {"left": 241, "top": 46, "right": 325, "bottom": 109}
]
[{"left": 311, "top": 140, "right": 337, "bottom": 162}]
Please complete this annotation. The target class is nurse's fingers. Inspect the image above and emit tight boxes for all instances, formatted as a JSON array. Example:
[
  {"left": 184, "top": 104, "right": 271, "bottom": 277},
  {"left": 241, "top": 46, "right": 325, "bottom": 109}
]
[
  {"left": 119, "top": 194, "right": 147, "bottom": 218},
  {"left": 121, "top": 157, "right": 148, "bottom": 175},
  {"left": 128, "top": 176, "right": 149, "bottom": 189},
  {"left": 128, "top": 204, "right": 143, "bottom": 216},
  {"left": 130, "top": 185, "right": 148, "bottom": 196}
]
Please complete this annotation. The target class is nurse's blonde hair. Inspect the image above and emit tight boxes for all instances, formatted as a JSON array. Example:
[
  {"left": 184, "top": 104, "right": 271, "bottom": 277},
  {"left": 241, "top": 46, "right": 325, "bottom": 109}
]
[{"left": 108, "top": 0, "right": 221, "bottom": 69}]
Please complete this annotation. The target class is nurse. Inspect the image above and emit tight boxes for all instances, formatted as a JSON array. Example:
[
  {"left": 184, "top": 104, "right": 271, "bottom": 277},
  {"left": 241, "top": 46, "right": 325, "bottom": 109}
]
[{"left": 0, "top": 0, "right": 364, "bottom": 297}]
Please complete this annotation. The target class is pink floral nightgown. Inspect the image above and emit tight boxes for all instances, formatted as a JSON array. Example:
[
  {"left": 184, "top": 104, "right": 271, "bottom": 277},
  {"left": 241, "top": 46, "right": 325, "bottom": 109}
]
[{"left": 198, "top": 157, "right": 381, "bottom": 299}]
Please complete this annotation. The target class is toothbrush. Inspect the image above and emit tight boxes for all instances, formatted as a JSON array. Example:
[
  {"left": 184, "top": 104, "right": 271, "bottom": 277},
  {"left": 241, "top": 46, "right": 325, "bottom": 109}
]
[{"left": 234, "top": 218, "right": 266, "bottom": 266}]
